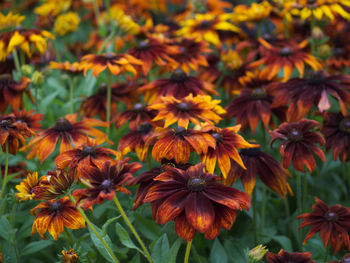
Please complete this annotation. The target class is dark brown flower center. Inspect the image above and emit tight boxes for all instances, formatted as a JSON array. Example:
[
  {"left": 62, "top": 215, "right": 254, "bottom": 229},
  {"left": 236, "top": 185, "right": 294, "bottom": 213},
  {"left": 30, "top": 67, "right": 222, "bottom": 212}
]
[
  {"left": 288, "top": 128, "right": 303, "bottom": 142},
  {"left": 138, "top": 122, "right": 152, "bottom": 134},
  {"left": 100, "top": 179, "right": 113, "bottom": 191},
  {"left": 174, "top": 126, "right": 187, "bottom": 136},
  {"left": 49, "top": 202, "right": 62, "bottom": 212},
  {"left": 306, "top": 71, "right": 325, "bottom": 85},
  {"left": 187, "top": 177, "right": 207, "bottom": 191},
  {"left": 339, "top": 118, "right": 350, "bottom": 133},
  {"left": 307, "top": 0, "right": 317, "bottom": 5},
  {"left": 0, "top": 119, "right": 13, "bottom": 129},
  {"left": 251, "top": 87, "right": 267, "bottom": 100},
  {"left": 104, "top": 53, "right": 115, "bottom": 59},
  {"left": 279, "top": 47, "right": 293, "bottom": 56},
  {"left": 240, "top": 146, "right": 261, "bottom": 156},
  {"left": 54, "top": 118, "right": 73, "bottom": 132},
  {"left": 82, "top": 146, "right": 95, "bottom": 157},
  {"left": 178, "top": 46, "right": 185, "bottom": 53},
  {"left": 334, "top": 47, "right": 344, "bottom": 57},
  {"left": 136, "top": 40, "right": 151, "bottom": 50},
  {"left": 176, "top": 102, "right": 191, "bottom": 111},
  {"left": 324, "top": 211, "right": 338, "bottom": 222},
  {"left": 211, "top": 132, "right": 223, "bottom": 142},
  {"left": 198, "top": 19, "right": 213, "bottom": 29},
  {"left": 0, "top": 74, "right": 15, "bottom": 86},
  {"left": 132, "top": 103, "right": 145, "bottom": 111},
  {"left": 171, "top": 69, "right": 188, "bottom": 82}
]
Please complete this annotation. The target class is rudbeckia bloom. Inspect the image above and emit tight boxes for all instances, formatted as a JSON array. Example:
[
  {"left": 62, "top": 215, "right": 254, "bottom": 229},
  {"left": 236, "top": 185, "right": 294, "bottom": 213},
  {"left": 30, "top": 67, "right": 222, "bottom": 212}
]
[
  {"left": 15, "top": 172, "right": 41, "bottom": 201},
  {"left": 322, "top": 112, "right": 350, "bottom": 162},
  {"left": 0, "top": 74, "right": 31, "bottom": 112},
  {"left": 297, "top": 197, "right": 350, "bottom": 254},
  {"left": 268, "top": 71, "right": 350, "bottom": 122},
  {"left": 248, "top": 38, "right": 321, "bottom": 81},
  {"left": 139, "top": 69, "right": 217, "bottom": 103},
  {"left": 55, "top": 138, "right": 118, "bottom": 176},
  {"left": 270, "top": 119, "right": 326, "bottom": 173},
  {"left": 227, "top": 145, "right": 292, "bottom": 198},
  {"left": 80, "top": 52, "right": 142, "bottom": 77},
  {"left": 0, "top": 12, "right": 25, "bottom": 31},
  {"left": 21, "top": 114, "right": 110, "bottom": 162},
  {"left": 13, "top": 110, "right": 43, "bottom": 132},
  {"left": 225, "top": 70, "right": 286, "bottom": 134},
  {"left": 54, "top": 12, "right": 80, "bottom": 36},
  {"left": 150, "top": 94, "right": 225, "bottom": 129},
  {"left": 265, "top": 249, "right": 317, "bottom": 263},
  {"left": 150, "top": 126, "right": 216, "bottom": 164},
  {"left": 144, "top": 163, "right": 250, "bottom": 241},
  {"left": 128, "top": 37, "right": 179, "bottom": 75},
  {"left": 50, "top": 61, "right": 84, "bottom": 75},
  {"left": 31, "top": 197, "right": 85, "bottom": 240},
  {"left": 177, "top": 13, "right": 241, "bottom": 46},
  {"left": 62, "top": 249, "right": 79, "bottom": 263},
  {"left": 232, "top": 1, "right": 272, "bottom": 23},
  {"left": 200, "top": 125, "right": 257, "bottom": 179},
  {"left": 73, "top": 160, "right": 140, "bottom": 209}
]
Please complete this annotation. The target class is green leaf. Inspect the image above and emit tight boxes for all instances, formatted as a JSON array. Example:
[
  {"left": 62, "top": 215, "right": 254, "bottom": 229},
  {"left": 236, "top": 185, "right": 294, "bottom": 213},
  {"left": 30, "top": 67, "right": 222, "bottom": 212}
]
[
  {"left": 151, "top": 233, "right": 170, "bottom": 263},
  {"left": 102, "top": 216, "right": 121, "bottom": 235},
  {"left": 115, "top": 222, "right": 145, "bottom": 255},
  {"left": 210, "top": 239, "right": 227, "bottom": 263},
  {"left": 0, "top": 215, "right": 17, "bottom": 242},
  {"left": 134, "top": 213, "right": 161, "bottom": 240},
  {"left": 88, "top": 223, "right": 116, "bottom": 262},
  {"left": 271, "top": 235, "right": 292, "bottom": 252},
  {"left": 167, "top": 237, "right": 183, "bottom": 263},
  {"left": 38, "top": 90, "right": 60, "bottom": 114},
  {"left": 20, "top": 240, "right": 54, "bottom": 256}
]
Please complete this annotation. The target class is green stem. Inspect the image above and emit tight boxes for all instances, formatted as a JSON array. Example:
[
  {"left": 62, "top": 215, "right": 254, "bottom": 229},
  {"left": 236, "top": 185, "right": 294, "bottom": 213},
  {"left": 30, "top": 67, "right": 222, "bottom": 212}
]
[
  {"left": 184, "top": 240, "right": 193, "bottom": 263},
  {"left": 345, "top": 162, "right": 350, "bottom": 195},
  {"left": 12, "top": 49, "right": 21, "bottom": 75},
  {"left": 253, "top": 188, "right": 258, "bottom": 245},
  {"left": 106, "top": 71, "right": 112, "bottom": 136},
  {"left": 0, "top": 141, "right": 9, "bottom": 201},
  {"left": 93, "top": 0, "right": 101, "bottom": 26},
  {"left": 64, "top": 228, "right": 75, "bottom": 245},
  {"left": 323, "top": 243, "right": 329, "bottom": 263},
  {"left": 283, "top": 17, "right": 289, "bottom": 38},
  {"left": 147, "top": 151, "right": 151, "bottom": 170},
  {"left": 112, "top": 195, "right": 153, "bottom": 263},
  {"left": 302, "top": 172, "right": 308, "bottom": 213},
  {"left": 283, "top": 197, "right": 292, "bottom": 240},
  {"left": 69, "top": 77, "right": 75, "bottom": 114},
  {"left": 296, "top": 171, "right": 302, "bottom": 249},
  {"left": 260, "top": 185, "right": 266, "bottom": 239},
  {"left": 67, "top": 193, "right": 119, "bottom": 263}
]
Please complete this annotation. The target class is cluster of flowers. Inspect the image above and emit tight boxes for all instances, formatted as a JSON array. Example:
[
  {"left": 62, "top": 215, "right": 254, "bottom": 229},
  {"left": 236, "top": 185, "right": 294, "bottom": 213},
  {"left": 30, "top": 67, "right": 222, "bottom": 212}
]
[{"left": 2, "top": 0, "right": 350, "bottom": 262}]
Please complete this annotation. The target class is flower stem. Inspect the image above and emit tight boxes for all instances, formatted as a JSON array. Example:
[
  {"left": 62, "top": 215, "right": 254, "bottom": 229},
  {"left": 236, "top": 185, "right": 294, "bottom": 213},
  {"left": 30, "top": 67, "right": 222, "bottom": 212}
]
[
  {"left": 112, "top": 195, "right": 153, "bottom": 263},
  {"left": 106, "top": 71, "right": 112, "bottom": 136},
  {"left": 260, "top": 185, "right": 266, "bottom": 239},
  {"left": 0, "top": 141, "right": 9, "bottom": 202},
  {"left": 67, "top": 193, "right": 119, "bottom": 263},
  {"left": 323, "top": 243, "right": 329, "bottom": 263},
  {"left": 296, "top": 171, "right": 302, "bottom": 248},
  {"left": 69, "top": 77, "right": 75, "bottom": 114},
  {"left": 12, "top": 49, "right": 21, "bottom": 75},
  {"left": 253, "top": 188, "right": 258, "bottom": 245},
  {"left": 302, "top": 172, "right": 308, "bottom": 213},
  {"left": 184, "top": 240, "right": 193, "bottom": 263}
]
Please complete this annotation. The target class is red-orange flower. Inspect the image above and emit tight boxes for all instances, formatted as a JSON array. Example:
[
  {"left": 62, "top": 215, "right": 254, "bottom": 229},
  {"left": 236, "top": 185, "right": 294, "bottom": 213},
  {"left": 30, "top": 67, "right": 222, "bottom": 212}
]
[
  {"left": 297, "top": 197, "right": 350, "bottom": 254},
  {"left": 21, "top": 114, "right": 110, "bottom": 162},
  {"left": 139, "top": 69, "right": 217, "bottom": 103},
  {"left": 13, "top": 110, "right": 43, "bottom": 131},
  {"left": 265, "top": 250, "right": 316, "bottom": 263},
  {"left": 248, "top": 38, "right": 321, "bottom": 81},
  {"left": 144, "top": 163, "right": 250, "bottom": 241},
  {"left": 73, "top": 160, "right": 140, "bottom": 209},
  {"left": 270, "top": 119, "right": 326, "bottom": 173},
  {"left": 31, "top": 197, "right": 85, "bottom": 240},
  {"left": 50, "top": 61, "right": 84, "bottom": 75}
]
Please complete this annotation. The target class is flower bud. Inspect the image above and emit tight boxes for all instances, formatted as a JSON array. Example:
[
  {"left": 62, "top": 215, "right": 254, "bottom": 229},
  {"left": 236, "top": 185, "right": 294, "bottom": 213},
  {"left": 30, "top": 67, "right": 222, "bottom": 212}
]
[
  {"left": 62, "top": 249, "right": 78, "bottom": 263},
  {"left": 318, "top": 44, "right": 331, "bottom": 59},
  {"left": 248, "top": 245, "right": 268, "bottom": 262},
  {"left": 31, "top": 71, "right": 44, "bottom": 85},
  {"left": 21, "top": 64, "right": 33, "bottom": 76},
  {"left": 312, "top": 27, "right": 324, "bottom": 40}
]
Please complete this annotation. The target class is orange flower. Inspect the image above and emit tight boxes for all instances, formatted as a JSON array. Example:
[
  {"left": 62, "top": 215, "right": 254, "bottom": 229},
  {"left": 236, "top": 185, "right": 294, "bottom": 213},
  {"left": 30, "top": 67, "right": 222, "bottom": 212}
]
[
  {"left": 31, "top": 197, "right": 85, "bottom": 240},
  {"left": 248, "top": 38, "right": 321, "bottom": 81},
  {"left": 150, "top": 94, "right": 225, "bottom": 129},
  {"left": 21, "top": 114, "right": 111, "bottom": 162},
  {"left": 80, "top": 53, "right": 143, "bottom": 77},
  {"left": 15, "top": 172, "right": 41, "bottom": 201},
  {"left": 49, "top": 61, "right": 84, "bottom": 75},
  {"left": 265, "top": 250, "right": 316, "bottom": 263},
  {"left": 13, "top": 110, "right": 43, "bottom": 132},
  {"left": 62, "top": 249, "right": 79, "bottom": 263}
]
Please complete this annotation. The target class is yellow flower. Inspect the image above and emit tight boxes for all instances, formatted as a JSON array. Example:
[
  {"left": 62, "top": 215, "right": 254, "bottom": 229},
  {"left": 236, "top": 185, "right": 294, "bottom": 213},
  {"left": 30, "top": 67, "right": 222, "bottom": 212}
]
[
  {"left": 232, "top": 1, "right": 272, "bottom": 23},
  {"left": 248, "top": 245, "right": 268, "bottom": 262},
  {"left": 15, "top": 172, "right": 40, "bottom": 201},
  {"left": 221, "top": 50, "right": 243, "bottom": 70},
  {"left": 54, "top": 12, "right": 80, "bottom": 36},
  {"left": 35, "top": 0, "right": 71, "bottom": 17},
  {"left": 0, "top": 12, "right": 25, "bottom": 31},
  {"left": 109, "top": 6, "right": 140, "bottom": 35},
  {"left": 177, "top": 13, "right": 241, "bottom": 46}
]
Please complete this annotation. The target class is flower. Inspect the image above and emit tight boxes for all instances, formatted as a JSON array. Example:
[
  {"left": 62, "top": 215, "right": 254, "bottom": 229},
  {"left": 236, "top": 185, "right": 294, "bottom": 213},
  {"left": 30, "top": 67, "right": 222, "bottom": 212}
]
[
  {"left": 233, "top": 1, "right": 272, "bottom": 23},
  {"left": 322, "top": 112, "right": 350, "bottom": 162},
  {"left": 248, "top": 38, "right": 321, "bottom": 82},
  {"left": 62, "top": 249, "right": 79, "bottom": 263},
  {"left": 55, "top": 138, "right": 118, "bottom": 176},
  {"left": 0, "top": 12, "right": 25, "bottom": 31},
  {"left": 128, "top": 37, "right": 179, "bottom": 75},
  {"left": 268, "top": 71, "right": 350, "bottom": 122},
  {"left": 270, "top": 119, "right": 325, "bottom": 172},
  {"left": 150, "top": 126, "right": 216, "bottom": 164},
  {"left": 265, "top": 249, "right": 317, "bottom": 263},
  {"left": 118, "top": 122, "right": 156, "bottom": 162},
  {"left": 21, "top": 114, "right": 110, "bottom": 162},
  {"left": 80, "top": 53, "right": 142, "bottom": 77},
  {"left": 50, "top": 61, "right": 84, "bottom": 75},
  {"left": 31, "top": 197, "right": 85, "bottom": 240},
  {"left": 15, "top": 172, "right": 41, "bottom": 201},
  {"left": 248, "top": 245, "right": 268, "bottom": 262},
  {"left": 139, "top": 69, "right": 217, "bottom": 103},
  {"left": 54, "top": 12, "right": 80, "bottom": 36},
  {"left": 200, "top": 125, "right": 256, "bottom": 179},
  {"left": 225, "top": 70, "right": 285, "bottom": 134},
  {"left": 144, "top": 163, "right": 250, "bottom": 241},
  {"left": 34, "top": 0, "right": 71, "bottom": 17},
  {"left": 177, "top": 13, "right": 241, "bottom": 46},
  {"left": 150, "top": 94, "right": 225, "bottom": 129},
  {"left": 73, "top": 160, "right": 140, "bottom": 209},
  {"left": 109, "top": 5, "right": 140, "bottom": 35},
  {"left": 227, "top": 145, "right": 292, "bottom": 197},
  {"left": 0, "top": 74, "right": 31, "bottom": 112},
  {"left": 297, "top": 197, "right": 350, "bottom": 254},
  {"left": 13, "top": 110, "right": 43, "bottom": 132}
]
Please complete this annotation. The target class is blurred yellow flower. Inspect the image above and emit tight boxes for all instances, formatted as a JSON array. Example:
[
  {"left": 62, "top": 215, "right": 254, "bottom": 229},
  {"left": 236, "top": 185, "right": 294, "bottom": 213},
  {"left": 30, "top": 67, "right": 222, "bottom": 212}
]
[
  {"left": 0, "top": 12, "right": 25, "bottom": 31},
  {"left": 54, "top": 12, "right": 80, "bottom": 36},
  {"left": 232, "top": 1, "right": 272, "bottom": 23},
  {"left": 221, "top": 50, "right": 243, "bottom": 70},
  {"left": 35, "top": 0, "right": 71, "bottom": 17},
  {"left": 15, "top": 172, "right": 39, "bottom": 201},
  {"left": 110, "top": 6, "right": 140, "bottom": 35}
]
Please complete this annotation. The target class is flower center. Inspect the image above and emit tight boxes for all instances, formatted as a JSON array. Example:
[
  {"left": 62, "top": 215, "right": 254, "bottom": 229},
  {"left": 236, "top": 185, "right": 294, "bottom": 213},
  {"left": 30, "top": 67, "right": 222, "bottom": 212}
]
[
  {"left": 279, "top": 47, "right": 293, "bottom": 56},
  {"left": 198, "top": 19, "right": 213, "bottom": 29},
  {"left": 211, "top": 132, "right": 222, "bottom": 142},
  {"left": 136, "top": 40, "right": 150, "bottom": 50},
  {"left": 288, "top": 128, "right": 303, "bottom": 142},
  {"left": 343, "top": 258, "right": 350, "bottom": 263},
  {"left": 132, "top": 103, "right": 145, "bottom": 111},
  {"left": 0, "top": 119, "right": 13, "bottom": 129},
  {"left": 170, "top": 69, "right": 188, "bottom": 82},
  {"left": 0, "top": 74, "right": 14, "bottom": 86},
  {"left": 187, "top": 177, "right": 207, "bottom": 191},
  {"left": 49, "top": 202, "right": 62, "bottom": 212},
  {"left": 240, "top": 146, "right": 261, "bottom": 156},
  {"left": 307, "top": 0, "right": 317, "bottom": 5},
  {"left": 100, "top": 179, "right": 113, "bottom": 191},
  {"left": 54, "top": 118, "right": 73, "bottom": 132},
  {"left": 82, "top": 146, "right": 95, "bottom": 157},
  {"left": 324, "top": 211, "right": 338, "bottom": 222},
  {"left": 334, "top": 47, "right": 344, "bottom": 57},
  {"left": 339, "top": 118, "right": 350, "bottom": 133},
  {"left": 178, "top": 46, "right": 185, "bottom": 54},
  {"left": 138, "top": 122, "right": 152, "bottom": 134},
  {"left": 104, "top": 53, "right": 115, "bottom": 59},
  {"left": 251, "top": 87, "right": 267, "bottom": 100},
  {"left": 176, "top": 102, "right": 191, "bottom": 111},
  {"left": 306, "top": 71, "right": 325, "bottom": 85},
  {"left": 174, "top": 126, "right": 187, "bottom": 136}
]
